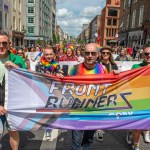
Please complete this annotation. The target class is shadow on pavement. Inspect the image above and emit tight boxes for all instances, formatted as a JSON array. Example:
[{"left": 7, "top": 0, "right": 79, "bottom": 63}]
[{"left": 0, "top": 131, "right": 39, "bottom": 150}]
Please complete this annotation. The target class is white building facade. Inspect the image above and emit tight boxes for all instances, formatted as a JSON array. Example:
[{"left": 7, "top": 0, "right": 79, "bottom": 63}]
[
  {"left": 2, "top": 0, "right": 24, "bottom": 46},
  {"left": 22, "top": 0, "right": 56, "bottom": 47}
]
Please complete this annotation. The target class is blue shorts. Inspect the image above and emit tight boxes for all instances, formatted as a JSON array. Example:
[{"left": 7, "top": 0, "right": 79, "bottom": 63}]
[{"left": 0, "top": 115, "right": 11, "bottom": 130}]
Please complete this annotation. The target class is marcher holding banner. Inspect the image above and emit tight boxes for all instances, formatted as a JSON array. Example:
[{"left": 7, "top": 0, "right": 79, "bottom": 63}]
[
  {"left": 126, "top": 47, "right": 150, "bottom": 150},
  {"left": 96, "top": 46, "right": 119, "bottom": 141},
  {"left": 0, "top": 31, "right": 27, "bottom": 150},
  {"left": 35, "top": 47, "right": 63, "bottom": 140},
  {"left": 69, "top": 43, "right": 107, "bottom": 150}
]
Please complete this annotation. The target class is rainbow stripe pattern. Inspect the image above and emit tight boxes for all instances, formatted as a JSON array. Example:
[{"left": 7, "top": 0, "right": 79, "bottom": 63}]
[
  {"left": 6, "top": 66, "right": 150, "bottom": 131},
  {"left": 40, "top": 56, "right": 58, "bottom": 72},
  {"left": 69, "top": 62, "right": 107, "bottom": 75}
]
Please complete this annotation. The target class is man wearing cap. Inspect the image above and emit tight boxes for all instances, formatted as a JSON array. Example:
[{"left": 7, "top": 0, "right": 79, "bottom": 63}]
[{"left": 0, "top": 31, "right": 27, "bottom": 150}]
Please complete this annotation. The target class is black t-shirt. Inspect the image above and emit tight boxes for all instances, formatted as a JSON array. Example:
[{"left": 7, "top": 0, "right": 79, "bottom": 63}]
[{"left": 101, "top": 62, "right": 118, "bottom": 73}]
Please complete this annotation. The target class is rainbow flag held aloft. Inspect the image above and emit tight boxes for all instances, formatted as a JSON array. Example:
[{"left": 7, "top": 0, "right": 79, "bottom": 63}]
[
  {"left": 6, "top": 66, "right": 150, "bottom": 131},
  {"left": 94, "top": 43, "right": 101, "bottom": 51}
]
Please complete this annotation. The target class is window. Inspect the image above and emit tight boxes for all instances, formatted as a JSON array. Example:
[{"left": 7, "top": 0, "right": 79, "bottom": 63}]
[
  {"left": 28, "top": 17, "right": 34, "bottom": 23},
  {"left": 124, "top": 0, "right": 126, "bottom": 10},
  {"left": 19, "top": 18, "right": 21, "bottom": 31},
  {"left": 28, "top": 26, "right": 34, "bottom": 33},
  {"left": 126, "top": 15, "right": 129, "bottom": 29},
  {"left": 13, "top": 0, "right": 16, "bottom": 10},
  {"left": 113, "top": 19, "right": 117, "bottom": 26},
  {"left": 132, "top": 9, "right": 136, "bottom": 28},
  {"left": 107, "top": 19, "right": 111, "bottom": 26},
  {"left": 134, "top": 0, "right": 137, "bottom": 3},
  {"left": 19, "top": 0, "right": 21, "bottom": 13},
  {"left": 28, "top": 7, "right": 34, "bottom": 13},
  {"left": 13, "top": 16, "right": 16, "bottom": 29},
  {"left": 28, "top": 0, "right": 34, "bottom": 3},
  {"left": 128, "top": 0, "right": 131, "bottom": 7},
  {"left": 120, "top": 15, "right": 124, "bottom": 28},
  {"left": 5, "top": 13, "right": 8, "bottom": 27},
  {"left": 108, "top": 8, "right": 118, "bottom": 17},
  {"left": 139, "top": 5, "right": 144, "bottom": 26}
]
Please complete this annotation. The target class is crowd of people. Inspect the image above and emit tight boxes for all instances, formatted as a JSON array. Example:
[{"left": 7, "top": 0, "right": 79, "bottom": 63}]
[{"left": 0, "top": 30, "right": 150, "bottom": 150}]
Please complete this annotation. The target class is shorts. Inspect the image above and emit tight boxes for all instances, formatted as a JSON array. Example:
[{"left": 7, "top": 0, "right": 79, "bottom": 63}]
[{"left": 0, "top": 115, "right": 11, "bottom": 130}]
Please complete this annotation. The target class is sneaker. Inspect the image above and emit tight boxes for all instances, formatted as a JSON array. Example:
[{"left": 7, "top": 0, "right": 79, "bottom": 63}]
[
  {"left": 96, "top": 130, "right": 104, "bottom": 142},
  {"left": 126, "top": 130, "right": 133, "bottom": 145},
  {"left": 132, "top": 145, "right": 140, "bottom": 150},
  {"left": 144, "top": 132, "right": 150, "bottom": 143},
  {"left": 44, "top": 130, "right": 51, "bottom": 141}
]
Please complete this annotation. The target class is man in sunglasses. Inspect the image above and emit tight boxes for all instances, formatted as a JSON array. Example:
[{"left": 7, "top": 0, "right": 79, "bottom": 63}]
[
  {"left": 0, "top": 31, "right": 27, "bottom": 150},
  {"left": 126, "top": 47, "right": 150, "bottom": 150},
  {"left": 69, "top": 43, "right": 107, "bottom": 150}
]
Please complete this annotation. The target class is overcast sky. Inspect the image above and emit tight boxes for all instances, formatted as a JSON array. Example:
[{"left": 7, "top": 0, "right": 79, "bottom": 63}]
[{"left": 56, "top": 0, "right": 106, "bottom": 38}]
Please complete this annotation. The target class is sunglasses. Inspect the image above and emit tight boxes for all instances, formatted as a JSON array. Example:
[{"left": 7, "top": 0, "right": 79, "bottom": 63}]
[
  {"left": 102, "top": 52, "right": 110, "bottom": 55},
  {"left": 144, "top": 52, "right": 150, "bottom": 56},
  {"left": 18, "top": 52, "right": 23, "bottom": 55},
  {"left": 0, "top": 41, "right": 8, "bottom": 46},
  {"left": 84, "top": 52, "right": 97, "bottom": 56}
]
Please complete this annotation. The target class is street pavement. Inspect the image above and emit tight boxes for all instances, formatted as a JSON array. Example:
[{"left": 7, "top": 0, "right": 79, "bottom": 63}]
[{"left": 0, "top": 129, "right": 150, "bottom": 150}]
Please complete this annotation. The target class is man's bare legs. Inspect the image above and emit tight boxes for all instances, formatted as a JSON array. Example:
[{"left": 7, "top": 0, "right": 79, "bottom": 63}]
[{"left": 9, "top": 131, "right": 20, "bottom": 150}]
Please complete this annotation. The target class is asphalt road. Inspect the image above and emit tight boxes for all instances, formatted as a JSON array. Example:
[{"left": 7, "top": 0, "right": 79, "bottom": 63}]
[{"left": 0, "top": 129, "right": 150, "bottom": 150}]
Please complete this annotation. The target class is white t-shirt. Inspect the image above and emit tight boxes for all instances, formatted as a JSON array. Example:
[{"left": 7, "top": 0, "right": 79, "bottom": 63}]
[{"left": 0, "top": 56, "right": 9, "bottom": 84}]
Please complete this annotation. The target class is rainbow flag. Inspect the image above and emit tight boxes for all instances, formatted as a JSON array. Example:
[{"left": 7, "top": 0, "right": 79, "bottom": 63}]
[{"left": 6, "top": 66, "right": 150, "bottom": 131}]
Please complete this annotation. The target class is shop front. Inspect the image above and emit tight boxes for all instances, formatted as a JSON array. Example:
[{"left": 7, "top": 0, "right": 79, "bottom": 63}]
[
  {"left": 12, "top": 30, "right": 24, "bottom": 46},
  {"left": 128, "top": 31, "right": 143, "bottom": 47}
]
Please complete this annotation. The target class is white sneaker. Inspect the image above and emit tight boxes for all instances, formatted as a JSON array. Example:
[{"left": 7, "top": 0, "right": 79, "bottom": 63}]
[
  {"left": 144, "top": 133, "right": 150, "bottom": 143},
  {"left": 44, "top": 130, "right": 51, "bottom": 141},
  {"left": 126, "top": 131, "right": 133, "bottom": 145},
  {"left": 96, "top": 130, "right": 104, "bottom": 142}
]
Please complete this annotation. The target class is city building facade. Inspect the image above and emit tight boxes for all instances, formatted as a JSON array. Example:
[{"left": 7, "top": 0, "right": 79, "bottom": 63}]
[
  {"left": 2, "top": 0, "right": 24, "bottom": 46},
  {"left": 0, "top": 0, "right": 2, "bottom": 30},
  {"left": 89, "top": 15, "right": 101, "bottom": 43},
  {"left": 100, "top": 0, "right": 120, "bottom": 46},
  {"left": 56, "top": 25, "right": 64, "bottom": 42},
  {"left": 119, "top": 0, "right": 150, "bottom": 47},
  {"left": 22, "top": 0, "right": 56, "bottom": 47}
]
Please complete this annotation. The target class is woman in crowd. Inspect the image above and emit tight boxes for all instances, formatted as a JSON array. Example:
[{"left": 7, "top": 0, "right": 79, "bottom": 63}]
[
  {"left": 96, "top": 46, "right": 119, "bottom": 141},
  {"left": 75, "top": 48, "right": 84, "bottom": 62},
  {"left": 99, "top": 46, "right": 118, "bottom": 73},
  {"left": 59, "top": 48, "right": 77, "bottom": 61},
  {"left": 17, "top": 47, "right": 30, "bottom": 69},
  {"left": 55, "top": 49, "right": 65, "bottom": 61}
]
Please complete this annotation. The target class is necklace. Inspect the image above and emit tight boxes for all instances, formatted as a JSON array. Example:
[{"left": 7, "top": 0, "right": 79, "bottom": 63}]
[{"left": 40, "top": 56, "right": 58, "bottom": 72}]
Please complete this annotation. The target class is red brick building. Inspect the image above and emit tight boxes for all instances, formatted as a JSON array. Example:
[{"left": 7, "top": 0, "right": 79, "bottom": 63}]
[
  {"left": 100, "top": 0, "right": 120, "bottom": 46},
  {"left": 119, "top": 0, "right": 150, "bottom": 47}
]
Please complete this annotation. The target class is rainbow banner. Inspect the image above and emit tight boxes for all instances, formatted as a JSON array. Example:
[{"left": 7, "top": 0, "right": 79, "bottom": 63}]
[{"left": 5, "top": 66, "right": 150, "bottom": 131}]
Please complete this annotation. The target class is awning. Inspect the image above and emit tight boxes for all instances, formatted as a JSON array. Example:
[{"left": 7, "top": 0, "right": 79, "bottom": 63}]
[{"left": 108, "top": 40, "right": 117, "bottom": 43}]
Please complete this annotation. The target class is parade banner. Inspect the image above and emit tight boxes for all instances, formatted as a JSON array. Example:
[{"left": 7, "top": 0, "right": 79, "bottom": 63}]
[
  {"left": 6, "top": 66, "right": 150, "bottom": 131},
  {"left": 30, "top": 61, "right": 141, "bottom": 72},
  {"left": 25, "top": 52, "right": 41, "bottom": 60}
]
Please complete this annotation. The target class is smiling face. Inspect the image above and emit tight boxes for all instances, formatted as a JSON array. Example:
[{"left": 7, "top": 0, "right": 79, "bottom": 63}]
[
  {"left": 120, "top": 49, "right": 125, "bottom": 56},
  {"left": 143, "top": 47, "right": 150, "bottom": 64},
  {"left": 43, "top": 48, "right": 54, "bottom": 62},
  {"left": 84, "top": 43, "right": 98, "bottom": 65},
  {"left": 101, "top": 49, "right": 111, "bottom": 61},
  {"left": 66, "top": 48, "right": 73, "bottom": 57},
  {"left": 77, "top": 50, "right": 81, "bottom": 56},
  {"left": 17, "top": 49, "right": 24, "bottom": 58},
  {"left": 0, "top": 35, "right": 10, "bottom": 58}
]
